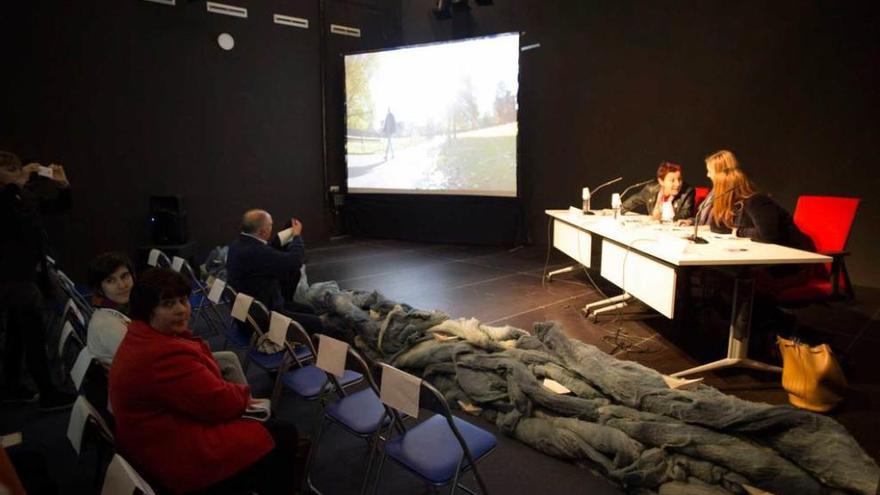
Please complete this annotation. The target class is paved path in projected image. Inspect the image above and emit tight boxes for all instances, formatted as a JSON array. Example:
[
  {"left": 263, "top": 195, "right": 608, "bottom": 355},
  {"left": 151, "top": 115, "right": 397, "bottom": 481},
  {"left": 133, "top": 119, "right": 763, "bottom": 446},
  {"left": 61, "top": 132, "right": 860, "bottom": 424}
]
[{"left": 347, "top": 136, "right": 446, "bottom": 190}]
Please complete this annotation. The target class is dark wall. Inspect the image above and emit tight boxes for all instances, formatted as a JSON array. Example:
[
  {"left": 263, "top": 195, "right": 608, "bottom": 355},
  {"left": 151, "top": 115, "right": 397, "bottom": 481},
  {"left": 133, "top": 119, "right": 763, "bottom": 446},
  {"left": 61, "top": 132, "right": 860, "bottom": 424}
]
[
  {"left": 397, "top": 0, "right": 880, "bottom": 286},
  {"left": 0, "top": 0, "right": 388, "bottom": 278}
]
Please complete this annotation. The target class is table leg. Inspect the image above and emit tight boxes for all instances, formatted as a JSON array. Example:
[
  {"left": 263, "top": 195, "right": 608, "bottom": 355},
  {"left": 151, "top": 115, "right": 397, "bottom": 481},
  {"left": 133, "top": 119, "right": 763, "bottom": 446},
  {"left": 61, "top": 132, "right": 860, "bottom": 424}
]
[
  {"left": 546, "top": 265, "right": 577, "bottom": 281},
  {"left": 672, "top": 270, "right": 781, "bottom": 377}
]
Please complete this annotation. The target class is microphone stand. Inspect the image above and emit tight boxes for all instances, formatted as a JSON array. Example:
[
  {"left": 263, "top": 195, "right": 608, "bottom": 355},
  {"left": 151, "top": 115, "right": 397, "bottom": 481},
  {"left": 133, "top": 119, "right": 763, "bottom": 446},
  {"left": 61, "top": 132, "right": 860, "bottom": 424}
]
[
  {"left": 688, "top": 192, "right": 710, "bottom": 244},
  {"left": 583, "top": 177, "right": 622, "bottom": 214},
  {"left": 618, "top": 179, "right": 654, "bottom": 203}
]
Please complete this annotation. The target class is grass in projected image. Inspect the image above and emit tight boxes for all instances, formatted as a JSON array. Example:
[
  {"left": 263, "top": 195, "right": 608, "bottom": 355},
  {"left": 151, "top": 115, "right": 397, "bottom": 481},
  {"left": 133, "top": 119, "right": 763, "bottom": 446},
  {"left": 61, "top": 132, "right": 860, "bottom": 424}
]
[{"left": 429, "top": 133, "right": 516, "bottom": 192}]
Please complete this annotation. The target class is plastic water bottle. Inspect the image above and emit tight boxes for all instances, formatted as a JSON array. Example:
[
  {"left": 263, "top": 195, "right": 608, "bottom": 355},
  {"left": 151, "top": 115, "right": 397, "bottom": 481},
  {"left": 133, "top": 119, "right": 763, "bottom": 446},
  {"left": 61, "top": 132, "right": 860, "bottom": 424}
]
[
  {"left": 611, "top": 193, "right": 622, "bottom": 220},
  {"left": 661, "top": 201, "right": 674, "bottom": 224}
]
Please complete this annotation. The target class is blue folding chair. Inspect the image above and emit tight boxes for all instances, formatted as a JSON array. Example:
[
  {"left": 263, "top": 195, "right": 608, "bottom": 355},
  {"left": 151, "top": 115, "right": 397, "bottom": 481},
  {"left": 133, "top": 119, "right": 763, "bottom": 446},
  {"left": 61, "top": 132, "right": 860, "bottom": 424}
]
[
  {"left": 233, "top": 296, "right": 313, "bottom": 375},
  {"left": 371, "top": 366, "right": 496, "bottom": 495},
  {"left": 49, "top": 260, "right": 93, "bottom": 321},
  {"left": 270, "top": 321, "right": 362, "bottom": 410},
  {"left": 303, "top": 343, "right": 398, "bottom": 495}
]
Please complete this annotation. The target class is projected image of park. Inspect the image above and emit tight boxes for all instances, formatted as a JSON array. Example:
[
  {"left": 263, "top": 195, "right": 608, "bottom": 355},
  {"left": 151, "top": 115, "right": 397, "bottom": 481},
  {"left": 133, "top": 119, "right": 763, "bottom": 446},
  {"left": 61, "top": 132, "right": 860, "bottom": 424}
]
[{"left": 345, "top": 33, "right": 519, "bottom": 197}]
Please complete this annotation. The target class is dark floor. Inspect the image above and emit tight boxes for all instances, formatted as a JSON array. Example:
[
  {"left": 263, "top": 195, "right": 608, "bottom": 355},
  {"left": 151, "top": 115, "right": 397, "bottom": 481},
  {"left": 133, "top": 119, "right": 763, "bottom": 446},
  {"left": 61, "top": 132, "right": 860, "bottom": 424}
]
[{"left": 2, "top": 237, "right": 879, "bottom": 494}]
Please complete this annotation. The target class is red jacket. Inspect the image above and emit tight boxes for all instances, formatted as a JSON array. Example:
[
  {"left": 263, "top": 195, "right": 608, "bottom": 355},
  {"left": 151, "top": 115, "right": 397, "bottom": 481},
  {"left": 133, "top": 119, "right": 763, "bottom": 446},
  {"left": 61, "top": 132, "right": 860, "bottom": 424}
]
[{"left": 109, "top": 320, "right": 273, "bottom": 493}]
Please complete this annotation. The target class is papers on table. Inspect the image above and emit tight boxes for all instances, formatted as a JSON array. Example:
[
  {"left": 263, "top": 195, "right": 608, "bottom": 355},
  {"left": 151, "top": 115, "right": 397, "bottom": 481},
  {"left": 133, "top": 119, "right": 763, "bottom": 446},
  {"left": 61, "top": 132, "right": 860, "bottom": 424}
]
[
  {"left": 379, "top": 364, "right": 422, "bottom": 418},
  {"left": 316, "top": 335, "right": 348, "bottom": 378},
  {"left": 230, "top": 293, "right": 254, "bottom": 322}
]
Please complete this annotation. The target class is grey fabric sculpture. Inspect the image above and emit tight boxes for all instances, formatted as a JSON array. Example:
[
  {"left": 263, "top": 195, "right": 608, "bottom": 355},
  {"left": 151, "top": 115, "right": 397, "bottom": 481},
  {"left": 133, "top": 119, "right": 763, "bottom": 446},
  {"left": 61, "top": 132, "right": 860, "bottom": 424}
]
[{"left": 305, "top": 281, "right": 879, "bottom": 495}]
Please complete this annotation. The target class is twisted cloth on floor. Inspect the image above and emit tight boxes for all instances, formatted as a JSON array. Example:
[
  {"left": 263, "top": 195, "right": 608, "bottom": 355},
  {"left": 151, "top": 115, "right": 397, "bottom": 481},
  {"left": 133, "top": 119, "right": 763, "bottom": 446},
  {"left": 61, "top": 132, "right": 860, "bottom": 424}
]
[{"left": 305, "top": 281, "right": 879, "bottom": 495}]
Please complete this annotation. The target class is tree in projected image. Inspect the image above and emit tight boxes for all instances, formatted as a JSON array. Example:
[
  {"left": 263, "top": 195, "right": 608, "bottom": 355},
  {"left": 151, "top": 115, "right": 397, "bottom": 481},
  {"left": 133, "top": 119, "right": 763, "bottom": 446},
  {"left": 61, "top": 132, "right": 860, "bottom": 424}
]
[
  {"left": 453, "top": 76, "right": 480, "bottom": 134},
  {"left": 345, "top": 55, "right": 378, "bottom": 133},
  {"left": 493, "top": 81, "right": 516, "bottom": 125}
]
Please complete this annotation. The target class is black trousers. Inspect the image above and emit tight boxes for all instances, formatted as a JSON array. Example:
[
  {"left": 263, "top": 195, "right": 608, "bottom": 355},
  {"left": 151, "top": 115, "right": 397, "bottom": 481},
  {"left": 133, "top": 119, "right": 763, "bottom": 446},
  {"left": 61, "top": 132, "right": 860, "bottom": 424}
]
[
  {"left": 0, "top": 281, "right": 53, "bottom": 393},
  {"left": 198, "top": 419, "right": 302, "bottom": 495}
]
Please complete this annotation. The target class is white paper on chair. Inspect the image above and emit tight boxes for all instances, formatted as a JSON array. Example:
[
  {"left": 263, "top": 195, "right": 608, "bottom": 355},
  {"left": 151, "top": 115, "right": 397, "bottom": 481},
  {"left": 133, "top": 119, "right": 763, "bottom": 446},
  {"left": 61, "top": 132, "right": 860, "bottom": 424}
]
[
  {"left": 1, "top": 432, "right": 22, "bottom": 448},
  {"left": 379, "top": 364, "right": 421, "bottom": 418},
  {"left": 316, "top": 335, "right": 348, "bottom": 378},
  {"left": 147, "top": 249, "right": 161, "bottom": 267},
  {"left": 66, "top": 299, "right": 84, "bottom": 324},
  {"left": 268, "top": 311, "right": 290, "bottom": 347},
  {"left": 171, "top": 256, "right": 185, "bottom": 272},
  {"left": 59, "top": 321, "right": 75, "bottom": 357},
  {"left": 230, "top": 293, "right": 254, "bottom": 322},
  {"left": 207, "top": 279, "right": 226, "bottom": 304},
  {"left": 67, "top": 396, "right": 93, "bottom": 454},
  {"left": 101, "top": 454, "right": 156, "bottom": 495},
  {"left": 70, "top": 347, "right": 95, "bottom": 390}
]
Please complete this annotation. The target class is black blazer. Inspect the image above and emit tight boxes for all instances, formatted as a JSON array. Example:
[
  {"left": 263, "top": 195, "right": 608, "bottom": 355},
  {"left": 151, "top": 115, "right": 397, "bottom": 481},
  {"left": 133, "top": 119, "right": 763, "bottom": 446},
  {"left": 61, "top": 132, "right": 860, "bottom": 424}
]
[
  {"left": 0, "top": 182, "right": 70, "bottom": 284},
  {"left": 226, "top": 233, "right": 304, "bottom": 311},
  {"left": 620, "top": 182, "right": 695, "bottom": 221},
  {"left": 710, "top": 193, "right": 815, "bottom": 252}
]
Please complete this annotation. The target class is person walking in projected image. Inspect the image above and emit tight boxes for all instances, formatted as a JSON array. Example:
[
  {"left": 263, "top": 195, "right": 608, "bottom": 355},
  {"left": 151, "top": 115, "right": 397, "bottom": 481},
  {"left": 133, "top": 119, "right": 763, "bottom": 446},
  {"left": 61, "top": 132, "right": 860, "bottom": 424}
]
[{"left": 382, "top": 107, "right": 396, "bottom": 161}]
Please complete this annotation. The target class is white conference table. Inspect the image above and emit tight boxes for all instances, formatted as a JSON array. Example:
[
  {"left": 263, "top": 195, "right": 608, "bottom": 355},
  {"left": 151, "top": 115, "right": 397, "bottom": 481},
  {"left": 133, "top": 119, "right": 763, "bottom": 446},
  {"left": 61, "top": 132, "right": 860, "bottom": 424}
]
[{"left": 545, "top": 209, "right": 832, "bottom": 377}]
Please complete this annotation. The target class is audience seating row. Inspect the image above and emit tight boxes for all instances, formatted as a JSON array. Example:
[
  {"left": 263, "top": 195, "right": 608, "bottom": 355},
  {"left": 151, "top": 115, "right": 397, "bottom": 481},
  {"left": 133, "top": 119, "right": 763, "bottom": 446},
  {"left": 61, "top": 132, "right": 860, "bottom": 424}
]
[{"left": 51, "top": 247, "right": 497, "bottom": 494}]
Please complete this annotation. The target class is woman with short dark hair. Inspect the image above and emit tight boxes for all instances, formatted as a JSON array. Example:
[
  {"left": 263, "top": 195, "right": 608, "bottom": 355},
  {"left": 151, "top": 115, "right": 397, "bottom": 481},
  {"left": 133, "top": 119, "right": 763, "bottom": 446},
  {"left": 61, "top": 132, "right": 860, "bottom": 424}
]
[
  {"left": 87, "top": 253, "right": 246, "bottom": 385},
  {"left": 110, "top": 268, "right": 305, "bottom": 494},
  {"left": 86, "top": 252, "right": 135, "bottom": 365},
  {"left": 620, "top": 161, "right": 695, "bottom": 221}
]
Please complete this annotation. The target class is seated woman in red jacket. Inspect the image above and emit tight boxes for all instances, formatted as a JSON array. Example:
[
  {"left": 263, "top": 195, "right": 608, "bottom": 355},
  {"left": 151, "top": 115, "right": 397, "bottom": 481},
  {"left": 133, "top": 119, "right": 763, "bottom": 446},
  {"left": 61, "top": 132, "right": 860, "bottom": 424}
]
[{"left": 109, "top": 268, "right": 304, "bottom": 494}]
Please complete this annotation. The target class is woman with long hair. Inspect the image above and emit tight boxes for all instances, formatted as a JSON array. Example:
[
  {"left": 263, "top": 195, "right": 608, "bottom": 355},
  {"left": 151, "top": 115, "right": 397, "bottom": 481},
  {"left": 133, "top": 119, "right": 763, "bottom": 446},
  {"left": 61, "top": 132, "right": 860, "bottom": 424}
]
[{"left": 704, "top": 150, "right": 813, "bottom": 251}]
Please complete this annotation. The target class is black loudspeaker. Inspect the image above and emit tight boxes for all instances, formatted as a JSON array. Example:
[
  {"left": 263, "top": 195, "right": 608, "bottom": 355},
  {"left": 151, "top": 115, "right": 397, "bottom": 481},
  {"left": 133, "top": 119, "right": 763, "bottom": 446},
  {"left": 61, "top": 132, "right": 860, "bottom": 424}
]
[{"left": 149, "top": 195, "right": 188, "bottom": 245}]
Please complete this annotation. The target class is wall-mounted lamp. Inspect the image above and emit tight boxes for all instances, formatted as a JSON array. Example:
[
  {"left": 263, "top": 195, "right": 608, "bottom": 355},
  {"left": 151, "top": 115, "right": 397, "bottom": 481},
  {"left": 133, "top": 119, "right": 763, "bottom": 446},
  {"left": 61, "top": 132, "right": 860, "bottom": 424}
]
[{"left": 217, "top": 32, "right": 235, "bottom": 50}]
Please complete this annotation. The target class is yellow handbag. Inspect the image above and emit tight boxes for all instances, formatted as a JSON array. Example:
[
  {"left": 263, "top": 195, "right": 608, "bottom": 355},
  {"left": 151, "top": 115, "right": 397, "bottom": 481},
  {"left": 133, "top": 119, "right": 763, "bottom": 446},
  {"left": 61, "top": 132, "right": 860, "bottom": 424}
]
[{"left": 777, "top": 336, "right": 848, "bottom": 412}]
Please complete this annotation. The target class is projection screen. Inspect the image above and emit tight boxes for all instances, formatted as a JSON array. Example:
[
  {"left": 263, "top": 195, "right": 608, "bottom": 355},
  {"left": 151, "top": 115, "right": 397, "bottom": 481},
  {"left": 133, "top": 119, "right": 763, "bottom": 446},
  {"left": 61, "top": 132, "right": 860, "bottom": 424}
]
[{"left": 344, "top": 33, "right": 519, "bottom": 197}]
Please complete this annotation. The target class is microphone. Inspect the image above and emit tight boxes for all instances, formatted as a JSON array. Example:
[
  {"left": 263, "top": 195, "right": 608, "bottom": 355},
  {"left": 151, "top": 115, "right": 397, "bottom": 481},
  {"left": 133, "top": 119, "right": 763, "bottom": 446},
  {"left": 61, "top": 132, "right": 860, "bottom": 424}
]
[
  {"left": 688, "top": 185, "right": 734, "bottom": 244},
  {"left": 688, "top": 197, "right": 711, "bottom": 244},
  {"left": 582, "top": 177, "right": 622, "bottom": 214}
]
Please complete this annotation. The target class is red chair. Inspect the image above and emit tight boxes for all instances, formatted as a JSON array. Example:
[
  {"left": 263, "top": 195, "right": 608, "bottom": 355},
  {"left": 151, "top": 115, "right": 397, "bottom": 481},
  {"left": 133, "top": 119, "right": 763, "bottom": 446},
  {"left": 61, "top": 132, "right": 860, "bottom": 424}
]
[
  {"left": 776, "top": 195, "right": 860, "bottom": 302},
  {"left": 694, "top": 187, "right": 710, "bottom": 209}
]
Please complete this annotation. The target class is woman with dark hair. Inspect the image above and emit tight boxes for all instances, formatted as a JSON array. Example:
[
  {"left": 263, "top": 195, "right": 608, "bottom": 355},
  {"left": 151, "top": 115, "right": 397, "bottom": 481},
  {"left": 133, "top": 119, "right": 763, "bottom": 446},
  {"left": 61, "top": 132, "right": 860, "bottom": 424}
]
[
  {"left": 86, "top": 252, "right": 135, "bottom": 365},
  {"left": 86, "top": 253, "right": 246, "bottom": 384},
  {"left": 110, "top": 268, "right": 306, "bottom": 494},
  {"left": 621, "top": 161, "right": 695, "bottom": 221}
]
